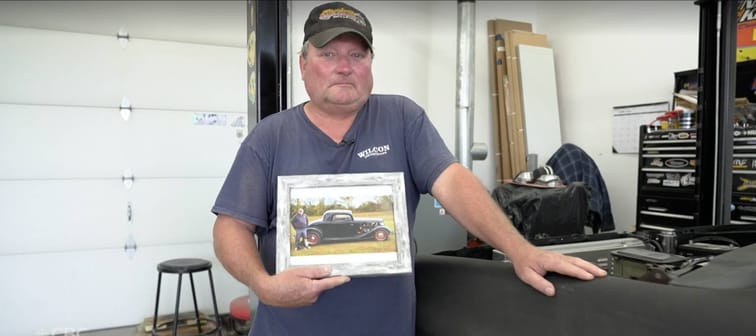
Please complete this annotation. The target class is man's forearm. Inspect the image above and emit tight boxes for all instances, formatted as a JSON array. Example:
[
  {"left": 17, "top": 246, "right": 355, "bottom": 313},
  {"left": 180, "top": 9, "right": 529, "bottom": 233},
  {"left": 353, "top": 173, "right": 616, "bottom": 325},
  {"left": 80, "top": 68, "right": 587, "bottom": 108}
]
[
  {"left": 212, "top": 214, "right": 270, "bottom": 291},
  {"left": 431, "top": 163, "right": 533, "bottom": 258}
]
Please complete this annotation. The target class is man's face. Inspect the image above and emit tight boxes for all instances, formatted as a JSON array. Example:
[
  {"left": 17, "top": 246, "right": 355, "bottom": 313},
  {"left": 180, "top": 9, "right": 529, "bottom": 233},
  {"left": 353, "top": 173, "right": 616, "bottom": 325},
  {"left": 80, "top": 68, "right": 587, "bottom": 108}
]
[
  {"left": 299, "top": 34, "right": 373, "bottom": 113},
  {"left": 298, "top": 209, "right": 304, "bottom": 215}
]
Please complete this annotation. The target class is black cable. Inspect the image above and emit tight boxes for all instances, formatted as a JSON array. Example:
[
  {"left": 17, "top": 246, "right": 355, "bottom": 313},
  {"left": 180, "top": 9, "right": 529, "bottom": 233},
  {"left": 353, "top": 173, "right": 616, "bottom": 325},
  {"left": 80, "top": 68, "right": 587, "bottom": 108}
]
[{"left": 625, "top": 231, "right": 664, "bottom": 251}]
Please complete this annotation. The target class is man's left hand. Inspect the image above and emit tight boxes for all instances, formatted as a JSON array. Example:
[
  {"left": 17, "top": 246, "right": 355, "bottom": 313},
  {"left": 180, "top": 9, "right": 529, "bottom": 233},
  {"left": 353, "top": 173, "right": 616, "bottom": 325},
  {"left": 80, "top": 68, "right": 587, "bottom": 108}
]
[{"left": 509, "top": 246, "right": 607, "bottom": 296}]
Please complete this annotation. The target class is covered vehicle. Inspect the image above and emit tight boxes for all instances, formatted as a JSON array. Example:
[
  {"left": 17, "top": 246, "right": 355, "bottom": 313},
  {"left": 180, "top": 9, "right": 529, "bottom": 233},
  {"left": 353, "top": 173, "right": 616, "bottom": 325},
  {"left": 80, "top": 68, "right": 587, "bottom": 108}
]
[{"left": 306, "top": 209, "right": 391, "bottom": 245}]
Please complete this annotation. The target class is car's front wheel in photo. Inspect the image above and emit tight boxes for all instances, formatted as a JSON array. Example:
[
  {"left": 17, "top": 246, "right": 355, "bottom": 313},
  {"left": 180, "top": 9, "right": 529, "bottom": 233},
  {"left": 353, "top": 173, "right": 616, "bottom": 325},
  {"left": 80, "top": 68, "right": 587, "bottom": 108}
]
[{"left": 306, "top": 231, "right": 321, "bottom": 245}]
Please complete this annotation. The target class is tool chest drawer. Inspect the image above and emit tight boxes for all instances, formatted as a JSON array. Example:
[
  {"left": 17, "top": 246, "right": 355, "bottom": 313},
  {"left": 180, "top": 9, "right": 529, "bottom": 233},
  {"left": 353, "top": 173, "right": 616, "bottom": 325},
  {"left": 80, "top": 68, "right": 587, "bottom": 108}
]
[{"left": 637, "top": 194, "right": 697, "bottom": 229}]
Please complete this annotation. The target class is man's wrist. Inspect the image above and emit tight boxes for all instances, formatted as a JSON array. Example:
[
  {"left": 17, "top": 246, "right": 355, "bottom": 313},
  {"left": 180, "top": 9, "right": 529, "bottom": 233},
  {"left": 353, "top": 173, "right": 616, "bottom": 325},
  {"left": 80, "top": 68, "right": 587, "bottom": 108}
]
[
  {"left": 498, "top": 237, "right": 534, "bottom": 263},
  {"left": 246, "top": 265, "right": 271, "bottom": 294}
]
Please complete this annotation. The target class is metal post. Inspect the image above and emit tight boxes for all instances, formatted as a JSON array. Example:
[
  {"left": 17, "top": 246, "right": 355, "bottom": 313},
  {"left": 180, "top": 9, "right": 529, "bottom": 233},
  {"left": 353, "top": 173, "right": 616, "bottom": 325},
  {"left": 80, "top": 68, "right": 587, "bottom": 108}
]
[
  {"left": 695, "top": 0, "right": 719, "bottom": 227},
  {"left": 716, "top": 0, "right": 735, "bottom": 225},
  {"left": 247, "top": 0, "right": 288, "bottom": 130},
  {"left": 455, "top": 0, "right": 487, "bottom": 170}
]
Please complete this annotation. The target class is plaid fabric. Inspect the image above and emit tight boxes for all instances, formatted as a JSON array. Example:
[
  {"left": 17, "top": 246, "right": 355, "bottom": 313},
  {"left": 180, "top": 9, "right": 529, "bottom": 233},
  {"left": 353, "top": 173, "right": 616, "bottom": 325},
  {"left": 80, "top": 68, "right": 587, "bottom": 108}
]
[{"left": 546, "top": 143, "right": 615, "bottom": 231}]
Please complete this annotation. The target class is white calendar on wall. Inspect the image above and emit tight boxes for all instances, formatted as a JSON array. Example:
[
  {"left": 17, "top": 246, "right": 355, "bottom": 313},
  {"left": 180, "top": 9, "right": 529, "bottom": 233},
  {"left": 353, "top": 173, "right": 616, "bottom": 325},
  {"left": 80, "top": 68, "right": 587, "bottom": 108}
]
[{"left": 612, "top": 101, "right": 669, "bottom": 154}]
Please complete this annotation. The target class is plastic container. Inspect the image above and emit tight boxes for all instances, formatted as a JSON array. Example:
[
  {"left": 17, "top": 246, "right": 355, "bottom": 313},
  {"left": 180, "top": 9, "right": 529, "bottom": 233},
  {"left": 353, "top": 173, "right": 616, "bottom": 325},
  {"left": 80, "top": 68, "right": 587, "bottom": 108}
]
[
  {"left": 659, "top": 116, "right": 669, "bottom": 130},
  {"left": 665, "top": 110, "right": 681, "bottom": 129}
]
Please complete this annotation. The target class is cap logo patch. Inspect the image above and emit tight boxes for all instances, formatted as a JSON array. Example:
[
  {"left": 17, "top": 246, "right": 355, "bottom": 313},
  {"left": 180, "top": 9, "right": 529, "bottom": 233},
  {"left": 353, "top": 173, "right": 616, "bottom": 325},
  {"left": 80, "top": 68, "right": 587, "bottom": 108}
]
[{"left": 320, "top": 8, "right": 367, "bottom": 26}]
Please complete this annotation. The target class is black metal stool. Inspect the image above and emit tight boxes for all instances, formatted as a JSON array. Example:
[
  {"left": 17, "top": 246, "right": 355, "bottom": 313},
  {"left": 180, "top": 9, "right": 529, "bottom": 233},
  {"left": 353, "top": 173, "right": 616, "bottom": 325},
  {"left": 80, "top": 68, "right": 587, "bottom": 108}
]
[{"left": 152, "top": 258, "right": 222, "bottom": 335}]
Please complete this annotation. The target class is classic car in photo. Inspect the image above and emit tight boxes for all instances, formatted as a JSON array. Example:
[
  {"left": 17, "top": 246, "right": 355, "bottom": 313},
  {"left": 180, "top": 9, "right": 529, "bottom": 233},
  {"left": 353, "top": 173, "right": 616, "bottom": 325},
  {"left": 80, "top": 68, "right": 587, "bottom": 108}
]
[{"left": 305, "top": 209, "right": 391, "bottom": 245}]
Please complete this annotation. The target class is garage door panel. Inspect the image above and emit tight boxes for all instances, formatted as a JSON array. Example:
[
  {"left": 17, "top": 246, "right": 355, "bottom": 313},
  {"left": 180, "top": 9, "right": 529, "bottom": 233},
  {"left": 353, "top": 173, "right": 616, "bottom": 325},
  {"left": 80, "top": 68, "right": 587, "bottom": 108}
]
[
  {"left": 0, "top": 103, "right": 244, "bottom": 179},
  {"left": 123, "top": 38, "right": 246, "bottom": 112},
  {"left": 0, "top": 26, "right": 246, "bottom": 112},
  {"left": 0, "top": 26, "right": 124, "bottom": 107},
  {"left": 1, "top": 242, "right": 248, "bottom": 335},
  {"left": 0, "top": 178, "right": 225, "bottom": 255}
]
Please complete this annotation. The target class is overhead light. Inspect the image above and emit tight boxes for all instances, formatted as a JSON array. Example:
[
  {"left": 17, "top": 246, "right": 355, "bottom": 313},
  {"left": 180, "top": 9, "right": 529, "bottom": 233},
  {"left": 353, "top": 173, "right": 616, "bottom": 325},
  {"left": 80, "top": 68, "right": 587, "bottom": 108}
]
[
  {"left": 120, "top": 96, "right": 131, "bottom": 121},
  {"left": 117, "top": 27, "right": 129, "bottom": 48}
]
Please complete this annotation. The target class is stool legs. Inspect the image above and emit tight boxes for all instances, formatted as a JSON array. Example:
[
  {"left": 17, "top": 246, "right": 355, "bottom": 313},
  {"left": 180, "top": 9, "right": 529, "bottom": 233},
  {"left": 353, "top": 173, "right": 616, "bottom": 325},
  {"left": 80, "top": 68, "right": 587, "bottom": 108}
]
[
  {"left": 172, "top": 274, "right": 183, "bottom": 336},
  {"left": 189, "top": 273, "right": 202, "bottom": 334},
  {"left": 207, "top": 269, "right": 222, "bottom": 335},
  {"left": 152, "top": 272, "right": 163, "bottom": 336}
]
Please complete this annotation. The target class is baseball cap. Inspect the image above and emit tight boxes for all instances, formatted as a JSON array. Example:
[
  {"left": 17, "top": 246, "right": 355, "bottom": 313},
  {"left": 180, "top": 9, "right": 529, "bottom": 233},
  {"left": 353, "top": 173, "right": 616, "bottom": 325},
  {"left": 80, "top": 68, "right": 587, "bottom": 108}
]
[{"left": 303, "top": 2, "right": 373, "bottom": 51}]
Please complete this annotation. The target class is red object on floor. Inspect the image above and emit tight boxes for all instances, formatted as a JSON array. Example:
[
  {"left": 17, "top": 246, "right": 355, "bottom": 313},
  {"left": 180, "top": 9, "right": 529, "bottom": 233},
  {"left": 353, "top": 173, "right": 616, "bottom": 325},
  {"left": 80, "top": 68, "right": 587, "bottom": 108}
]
[
  {"left": 230, "top": 295, "right": 251, "bottom": 321},
  {"left": 467, "top": 238, "right": 484, "bottom": 248}
]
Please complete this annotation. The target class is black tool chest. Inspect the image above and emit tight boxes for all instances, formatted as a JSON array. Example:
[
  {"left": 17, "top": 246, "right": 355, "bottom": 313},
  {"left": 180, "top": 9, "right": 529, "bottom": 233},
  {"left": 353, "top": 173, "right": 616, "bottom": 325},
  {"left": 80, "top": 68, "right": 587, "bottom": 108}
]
[
  {"left": 731, "top": 127, "right": 756, "bottom": 224},
  {"left": 636, "top": 126, "right": 700, "bottom": 230}
]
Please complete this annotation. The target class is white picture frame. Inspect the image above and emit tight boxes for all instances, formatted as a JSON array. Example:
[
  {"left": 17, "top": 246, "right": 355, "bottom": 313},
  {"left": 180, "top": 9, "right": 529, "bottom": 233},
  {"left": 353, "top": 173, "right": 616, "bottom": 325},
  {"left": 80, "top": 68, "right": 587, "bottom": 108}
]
[{"left": 276, "top": 172, "right": 411, "bottom": 276}]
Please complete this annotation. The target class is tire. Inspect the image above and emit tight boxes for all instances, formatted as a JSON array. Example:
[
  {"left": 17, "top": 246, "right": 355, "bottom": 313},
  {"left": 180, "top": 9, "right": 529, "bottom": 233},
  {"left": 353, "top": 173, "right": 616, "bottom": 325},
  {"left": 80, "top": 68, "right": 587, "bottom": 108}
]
[
  {"left": 373, "top": 228, "right": 389, "bottom": 241},
  {"left": 306, "top": 231, "right": 321, "bottom": 245}
]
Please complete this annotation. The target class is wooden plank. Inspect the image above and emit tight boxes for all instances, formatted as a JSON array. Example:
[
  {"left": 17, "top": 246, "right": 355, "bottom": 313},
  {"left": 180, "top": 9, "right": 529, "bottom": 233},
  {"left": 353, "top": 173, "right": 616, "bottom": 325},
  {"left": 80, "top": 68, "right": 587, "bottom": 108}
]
[
  {"left": 504, "top": 30, "right": 548, "bottom": 174},
  {"left": 502, "top": 53, "right": 520, "bottom": 177},
  {"left": 493, "top": 19, "right": 532, "bottom": 40},
  {"left": 487, "top": 20, "right": 503, "bottom": 183},
  {"left": 490, "top": 19, "right": 531, "bottom": 182},
  {"left": 494, "top": 36, "right": 512, "bottom": 181}
]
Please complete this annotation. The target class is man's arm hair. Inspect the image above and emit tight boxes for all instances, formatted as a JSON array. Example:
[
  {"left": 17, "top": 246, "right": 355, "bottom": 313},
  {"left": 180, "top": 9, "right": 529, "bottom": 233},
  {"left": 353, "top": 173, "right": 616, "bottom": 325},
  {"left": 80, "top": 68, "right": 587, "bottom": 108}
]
[
  {"left": 430, "top": 163, "right": 532, "bottom": 258},
  {"left": 213, "top": 214, "right": 268, "bottom": 289}
]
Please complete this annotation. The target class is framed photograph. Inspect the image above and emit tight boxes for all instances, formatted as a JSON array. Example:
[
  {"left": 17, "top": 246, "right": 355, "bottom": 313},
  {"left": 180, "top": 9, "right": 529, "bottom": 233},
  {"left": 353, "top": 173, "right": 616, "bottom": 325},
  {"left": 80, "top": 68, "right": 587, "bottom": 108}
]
[{"left": 276, "top": 172, "right": 411, "bottom": 277}]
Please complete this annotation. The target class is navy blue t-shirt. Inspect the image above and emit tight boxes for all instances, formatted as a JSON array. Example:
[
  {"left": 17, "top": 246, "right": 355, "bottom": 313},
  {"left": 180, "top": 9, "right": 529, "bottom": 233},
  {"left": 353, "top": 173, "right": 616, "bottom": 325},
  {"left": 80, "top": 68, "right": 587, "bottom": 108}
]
[{"left": 212, "top": 94, "right": 456, "bottom": 336}]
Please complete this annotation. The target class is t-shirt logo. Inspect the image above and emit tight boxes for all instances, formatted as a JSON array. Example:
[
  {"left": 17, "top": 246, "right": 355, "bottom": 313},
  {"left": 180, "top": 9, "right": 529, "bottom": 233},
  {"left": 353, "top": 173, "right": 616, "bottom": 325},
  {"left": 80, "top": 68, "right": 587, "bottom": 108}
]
[{"left": 357, "top": 144, "right": 390, "bottom": 159}]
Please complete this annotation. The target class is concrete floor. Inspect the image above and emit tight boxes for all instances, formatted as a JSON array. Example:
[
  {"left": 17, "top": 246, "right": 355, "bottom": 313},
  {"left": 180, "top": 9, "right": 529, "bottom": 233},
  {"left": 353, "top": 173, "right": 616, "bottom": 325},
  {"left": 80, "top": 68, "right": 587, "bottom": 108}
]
[{"left": 79, "top": 314, "right": 249, "bottom": 336}]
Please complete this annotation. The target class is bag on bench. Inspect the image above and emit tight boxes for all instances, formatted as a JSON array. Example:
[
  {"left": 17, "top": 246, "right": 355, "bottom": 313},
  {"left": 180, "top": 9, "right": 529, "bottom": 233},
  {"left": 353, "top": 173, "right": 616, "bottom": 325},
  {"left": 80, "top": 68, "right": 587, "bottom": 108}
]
[{"left": 491, "top": 182, "right": 590, "bottom": 240}]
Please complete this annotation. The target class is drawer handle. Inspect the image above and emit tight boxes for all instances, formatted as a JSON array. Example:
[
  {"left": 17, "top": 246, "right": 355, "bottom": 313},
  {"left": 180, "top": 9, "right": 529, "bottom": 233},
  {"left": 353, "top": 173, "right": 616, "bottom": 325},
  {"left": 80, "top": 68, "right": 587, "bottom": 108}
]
[
  {"left": 640, "top": 210, "right": 694, "bottom": 220},
  {"left": 647, "top": 206, "right": 668, "bottom": 212}
]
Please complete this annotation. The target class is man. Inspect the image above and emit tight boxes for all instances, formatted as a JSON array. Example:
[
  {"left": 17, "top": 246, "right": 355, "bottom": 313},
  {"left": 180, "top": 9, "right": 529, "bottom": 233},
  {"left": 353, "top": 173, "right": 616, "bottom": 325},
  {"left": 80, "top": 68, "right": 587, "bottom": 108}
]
[
  {"left": 212, "top": 2, "right": 606, "bottom": 335},
  {"left": 291, "top": 208, "right": 309, "bottom": 250}
]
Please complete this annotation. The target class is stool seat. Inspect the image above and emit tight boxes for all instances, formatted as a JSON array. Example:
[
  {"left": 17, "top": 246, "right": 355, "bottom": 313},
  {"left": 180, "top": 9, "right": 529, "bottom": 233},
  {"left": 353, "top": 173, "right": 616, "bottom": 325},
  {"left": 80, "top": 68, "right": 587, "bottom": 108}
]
[{"left": 158, "top": 258, "right": 212, "bottom": 273}]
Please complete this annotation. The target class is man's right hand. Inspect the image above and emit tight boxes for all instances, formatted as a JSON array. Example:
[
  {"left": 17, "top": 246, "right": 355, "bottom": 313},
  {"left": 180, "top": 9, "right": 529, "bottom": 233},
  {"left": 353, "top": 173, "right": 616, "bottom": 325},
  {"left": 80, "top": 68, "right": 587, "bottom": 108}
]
[
  {"left": 253, "top": 266, "right": 351, "bottom": 307},
  {"left": 213, "top": 215, "right": 350, "bottom": 308}
]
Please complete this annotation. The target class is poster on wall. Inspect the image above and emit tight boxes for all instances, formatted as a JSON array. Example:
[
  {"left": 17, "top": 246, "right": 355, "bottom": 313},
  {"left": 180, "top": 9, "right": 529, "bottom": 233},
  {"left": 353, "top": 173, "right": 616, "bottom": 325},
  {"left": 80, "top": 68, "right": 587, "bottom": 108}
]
[{"left": 737, "top": 0, "right": 756, "bottom": 62}]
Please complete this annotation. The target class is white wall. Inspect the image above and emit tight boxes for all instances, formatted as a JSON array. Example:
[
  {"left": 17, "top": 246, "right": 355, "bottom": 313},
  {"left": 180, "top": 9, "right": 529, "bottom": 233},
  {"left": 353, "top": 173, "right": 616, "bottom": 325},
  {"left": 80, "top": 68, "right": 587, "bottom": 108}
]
[{"left": 533, "top": 1, "right": 700, "bottom": 232}]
